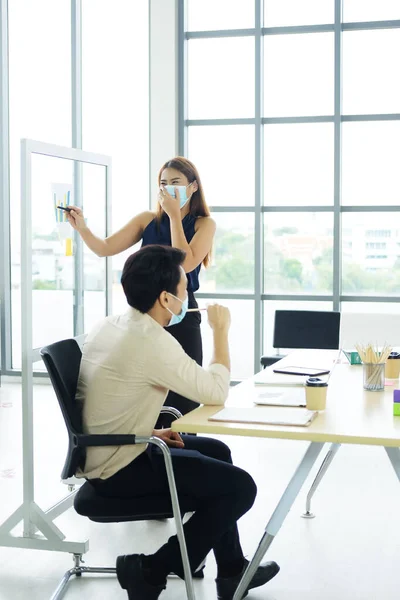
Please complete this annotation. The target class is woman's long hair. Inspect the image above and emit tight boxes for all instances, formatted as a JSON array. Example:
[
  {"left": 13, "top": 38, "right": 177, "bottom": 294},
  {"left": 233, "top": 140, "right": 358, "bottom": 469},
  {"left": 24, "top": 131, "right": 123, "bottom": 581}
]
[{"left": 157, "top": 156, "right": 211, "bottom": 267}]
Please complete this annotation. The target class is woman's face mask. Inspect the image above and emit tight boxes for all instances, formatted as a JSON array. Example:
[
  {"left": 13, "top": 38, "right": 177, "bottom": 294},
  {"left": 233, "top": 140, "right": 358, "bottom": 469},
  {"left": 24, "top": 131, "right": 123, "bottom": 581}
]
[
  {"left": 166, "top": 292, "right": 189, "bottom": 327},
  {"left": 163, "top": 184, "right": 192, "bottom": 208}
]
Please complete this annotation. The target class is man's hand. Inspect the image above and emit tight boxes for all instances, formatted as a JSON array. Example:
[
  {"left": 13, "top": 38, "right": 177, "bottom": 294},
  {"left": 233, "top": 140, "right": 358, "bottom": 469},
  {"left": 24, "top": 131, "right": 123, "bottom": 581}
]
[
  {"left": 207, "top": 303, "right": 231, "bottom": 334},
  {"left": 152, "top": 428, "right": 185, "bottom": 449}
]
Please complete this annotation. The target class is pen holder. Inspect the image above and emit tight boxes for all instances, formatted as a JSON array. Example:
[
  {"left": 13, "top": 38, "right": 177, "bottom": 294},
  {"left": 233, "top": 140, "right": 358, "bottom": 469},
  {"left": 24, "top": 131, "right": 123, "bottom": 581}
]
[
  {"left": 385, "top": 352, "right": 400, "bottom": 379},
  {"left": 363, "top": 363, "right": 385, "bottom": 391},
  {"left": 305, "top": 377, "right": 328, "bottom": 411}
]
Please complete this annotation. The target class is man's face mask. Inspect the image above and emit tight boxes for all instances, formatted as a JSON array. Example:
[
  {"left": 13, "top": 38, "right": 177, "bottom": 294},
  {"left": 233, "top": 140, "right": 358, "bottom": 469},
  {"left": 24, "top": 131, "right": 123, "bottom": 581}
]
[
  {"left": 164, "top": 184, "right": 192, "bottom": 208},
  {"left": 166, "top": 293, "right": 188, "bottom": 327}
]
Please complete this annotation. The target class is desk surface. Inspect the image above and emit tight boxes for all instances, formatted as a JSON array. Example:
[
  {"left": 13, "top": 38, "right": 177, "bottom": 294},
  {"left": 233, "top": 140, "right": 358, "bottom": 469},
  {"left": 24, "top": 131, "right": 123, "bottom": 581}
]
[{"left": 172, "top": 350, "right": 400, "bottom": 447}]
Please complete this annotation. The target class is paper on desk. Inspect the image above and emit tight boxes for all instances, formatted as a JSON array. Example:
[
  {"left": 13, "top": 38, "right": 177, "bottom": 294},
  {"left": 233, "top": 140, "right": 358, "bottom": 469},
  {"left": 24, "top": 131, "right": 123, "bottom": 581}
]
[
  {"left": 209, "top": 407, "right": 318, "bottom": 427},
  {"left": 254, "top": 387, "right": 306, "bottom": 407}
]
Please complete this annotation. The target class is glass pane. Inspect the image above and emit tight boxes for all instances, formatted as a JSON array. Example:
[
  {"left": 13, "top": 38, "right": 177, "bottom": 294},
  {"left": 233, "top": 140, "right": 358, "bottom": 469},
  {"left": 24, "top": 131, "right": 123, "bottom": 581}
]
[
  {"left": 12, "top": 155, "right": 75, "bottom": 369},
  {"left": 264, "top": 33, "right": 334, "bottom": 117},
  {"left": 343, "top": 0, "right": 400, "bottom": 22},
  {"left": 264, "top": 123, "right": 334, "bottom": 206},
  {"left": 264, "top": 212, "right": 334, "bottom": 294},
  {"left": 188, "top": 126, "right": 255, "bottom": 206},
  {"left": 200, "top": 213, "right": 254, "bottom": 293},
  {"left": 343, "top": 30, "right": 400, "bottom": 115},
  {"left": 8, "top": 0, "right": 71, "bottom": 369},
  {"left": 82, "top": 163, "right": 107, "bottom": 332},
  {"left": 342, "top": 213, "right": 400, "bottom": 295},
  {"left": 263, "top": 300, "right": 333, "bottom": 357},
  {"left": 188, "top": 38, "right": 255, "bottom": 119},
  {"left": 342, "top": 122, "right": 400, "bottom": 206},
  {"left": 200, "top": 299, "right": 254, "bottom": 379},
  {"left": 264, "top": 0, "right": 333, "bottom": 27},
  {"left": 187, "top": 0, "right": 254, "bottom": 31}
]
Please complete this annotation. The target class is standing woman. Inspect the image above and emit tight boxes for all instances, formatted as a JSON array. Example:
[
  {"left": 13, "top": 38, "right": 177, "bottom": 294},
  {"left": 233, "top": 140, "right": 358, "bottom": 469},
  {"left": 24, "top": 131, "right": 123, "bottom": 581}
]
[{"left": 67, "top": 157, "right": 215, "bottom": 417}]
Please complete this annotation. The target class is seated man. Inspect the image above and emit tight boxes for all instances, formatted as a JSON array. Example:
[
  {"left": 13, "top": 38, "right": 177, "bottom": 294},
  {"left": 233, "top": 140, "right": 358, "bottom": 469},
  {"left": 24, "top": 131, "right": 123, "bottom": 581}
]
[{"left": 76, "top": 244, "right": 280, "bottom": 600}]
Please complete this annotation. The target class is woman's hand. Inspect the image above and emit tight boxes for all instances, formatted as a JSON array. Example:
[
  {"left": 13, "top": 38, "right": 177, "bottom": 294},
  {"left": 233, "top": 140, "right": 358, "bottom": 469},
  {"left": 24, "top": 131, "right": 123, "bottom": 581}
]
[
  {"left": 158, "top": 187, "right": 181, "bottom": 220},
  {"left": 152, "top": 428, "right": 185, "bottom": 449},
  {"left": 66, "top": 205, "right": 87, "bottom": 232}
]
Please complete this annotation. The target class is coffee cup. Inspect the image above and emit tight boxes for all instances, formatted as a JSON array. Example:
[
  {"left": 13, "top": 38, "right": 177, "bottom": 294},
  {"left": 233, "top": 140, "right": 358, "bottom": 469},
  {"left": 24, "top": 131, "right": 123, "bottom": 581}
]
[
  {"left": 385, "top": 352, "right": 400, "bottom": 379},
  {"left": 305, "top": 377, "right": 328, "bottom": 411}
]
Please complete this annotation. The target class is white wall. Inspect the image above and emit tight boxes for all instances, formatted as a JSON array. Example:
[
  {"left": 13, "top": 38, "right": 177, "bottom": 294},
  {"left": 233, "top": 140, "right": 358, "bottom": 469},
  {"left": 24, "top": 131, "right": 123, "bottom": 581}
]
[{"left": 149, "top": 0, "right": 179, "bottom": 207}]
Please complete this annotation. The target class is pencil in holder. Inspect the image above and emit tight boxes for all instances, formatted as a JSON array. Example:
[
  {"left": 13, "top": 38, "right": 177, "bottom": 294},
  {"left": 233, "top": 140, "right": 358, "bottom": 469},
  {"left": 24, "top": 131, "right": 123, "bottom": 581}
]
[{"left": 363, "top": 362, "right": 385, "bottom": 391}]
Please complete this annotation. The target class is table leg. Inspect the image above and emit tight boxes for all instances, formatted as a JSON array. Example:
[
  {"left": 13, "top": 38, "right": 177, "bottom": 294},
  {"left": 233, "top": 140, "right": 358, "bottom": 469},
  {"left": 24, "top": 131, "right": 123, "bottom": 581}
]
[
  {"left": 384, "top": 447, "right": 400, "bottom": 482},
  {"left": 302, "top": 443, "right": 341, "bottom": 518},
  {"left": 233, "top": 441, "right": 325, "bottom": 600}
]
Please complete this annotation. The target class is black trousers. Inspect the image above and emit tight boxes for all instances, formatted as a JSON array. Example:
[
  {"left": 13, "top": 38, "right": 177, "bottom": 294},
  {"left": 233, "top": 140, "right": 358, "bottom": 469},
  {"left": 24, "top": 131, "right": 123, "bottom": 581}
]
[
  {"left": 91, "top": 436, "right": 257, "bottom": 578},
  {"left": 157, "top": 291, "right": 203, "bottom": 425}
]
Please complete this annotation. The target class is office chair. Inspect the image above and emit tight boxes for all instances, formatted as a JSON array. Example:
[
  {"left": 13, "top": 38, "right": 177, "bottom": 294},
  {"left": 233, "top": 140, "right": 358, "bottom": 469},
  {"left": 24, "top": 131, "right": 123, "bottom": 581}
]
[
  {"left": 40, "top": 339, "right": 200, "bottom": 600},
  {"left": 260, "top": 310, "right": 341, "bottom": 368}
]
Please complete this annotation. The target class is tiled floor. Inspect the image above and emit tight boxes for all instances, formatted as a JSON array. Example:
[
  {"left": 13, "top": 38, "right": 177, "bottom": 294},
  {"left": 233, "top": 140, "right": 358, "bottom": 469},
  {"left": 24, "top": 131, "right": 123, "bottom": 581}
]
[{"left": 1, "top": 382, "right": 400, "bottom": 600}]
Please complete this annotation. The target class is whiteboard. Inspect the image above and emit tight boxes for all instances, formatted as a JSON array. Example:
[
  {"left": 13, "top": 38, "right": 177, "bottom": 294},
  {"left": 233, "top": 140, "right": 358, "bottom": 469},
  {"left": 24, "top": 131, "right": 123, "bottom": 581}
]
[{"left": 340, "top": 312, "right": 400, "bottom": 347}]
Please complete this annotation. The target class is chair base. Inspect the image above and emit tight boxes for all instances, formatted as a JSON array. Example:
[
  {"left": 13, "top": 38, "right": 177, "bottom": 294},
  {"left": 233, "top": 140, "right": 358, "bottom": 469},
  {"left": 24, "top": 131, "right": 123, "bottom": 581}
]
[
  {"left": 50, "top": 563, "right": 116, "bottom": 600},
  {"left": 49, "top": 553, "right": 205, "bottom": 599}
]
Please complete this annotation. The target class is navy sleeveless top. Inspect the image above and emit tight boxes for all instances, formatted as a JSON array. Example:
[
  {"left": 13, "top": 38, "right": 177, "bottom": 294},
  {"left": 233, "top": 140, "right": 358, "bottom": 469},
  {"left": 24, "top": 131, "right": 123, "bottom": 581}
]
[{"left": 141, "top": 213, "right": 201, "bottom": 295}]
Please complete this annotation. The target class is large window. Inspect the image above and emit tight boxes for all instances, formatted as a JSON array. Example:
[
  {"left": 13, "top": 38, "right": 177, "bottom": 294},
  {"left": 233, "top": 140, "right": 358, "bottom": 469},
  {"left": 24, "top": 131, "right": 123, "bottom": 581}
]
[
  {"left": 0, "top": 0, "right": 149, "bottom": 373},
  {"left": 183, "top": 0, "right": 400, "bottom": 379}
]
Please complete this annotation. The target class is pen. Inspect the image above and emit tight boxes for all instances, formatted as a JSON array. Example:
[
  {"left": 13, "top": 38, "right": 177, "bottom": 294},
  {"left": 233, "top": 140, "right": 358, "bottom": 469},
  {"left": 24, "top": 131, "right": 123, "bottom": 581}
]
[{"left": 57, "top": 205, "right": 72, "bottom": 212}]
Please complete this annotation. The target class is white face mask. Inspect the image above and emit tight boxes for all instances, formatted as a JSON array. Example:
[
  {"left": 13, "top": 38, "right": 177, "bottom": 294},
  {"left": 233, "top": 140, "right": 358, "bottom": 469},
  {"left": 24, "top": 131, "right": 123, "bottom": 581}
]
[
  {"left": 166, "top": 293, "right": 189, "bottom": 327},
  {"left": 163, "top": 184, "right": 193, "bottom": 208}
]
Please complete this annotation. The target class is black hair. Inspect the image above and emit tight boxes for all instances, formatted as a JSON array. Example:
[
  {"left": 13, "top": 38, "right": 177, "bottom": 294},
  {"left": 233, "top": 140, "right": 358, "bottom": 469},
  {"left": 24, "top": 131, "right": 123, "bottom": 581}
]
[{"left": 121, "top": 245, "right": 186, "bottom": 313}]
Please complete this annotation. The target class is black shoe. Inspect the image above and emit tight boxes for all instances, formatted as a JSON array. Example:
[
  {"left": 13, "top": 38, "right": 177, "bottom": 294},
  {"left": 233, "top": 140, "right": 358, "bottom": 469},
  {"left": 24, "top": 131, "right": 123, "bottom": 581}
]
[
  {"left": 215, "top": 558, "right": 280, "bottom": 600},
  {"left": 116, "top": 554, "right": 166, "bottom": 600}
]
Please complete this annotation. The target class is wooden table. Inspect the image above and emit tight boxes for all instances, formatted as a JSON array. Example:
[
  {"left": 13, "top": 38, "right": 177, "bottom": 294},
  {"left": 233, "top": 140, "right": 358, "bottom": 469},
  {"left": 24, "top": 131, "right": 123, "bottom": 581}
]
[{"left": 172, "top": 350, "right": 400, "bottom": 600}]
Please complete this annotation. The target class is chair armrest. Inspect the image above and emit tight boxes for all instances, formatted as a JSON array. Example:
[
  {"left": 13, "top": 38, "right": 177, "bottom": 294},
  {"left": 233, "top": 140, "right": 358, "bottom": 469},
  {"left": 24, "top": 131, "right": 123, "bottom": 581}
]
[
  {"left": 76, "top": 433, "right": 139, "bottom": 447},
  {"left": 260, "top": 354, "right": 286, "bottom": 369},
  {"left": 75, "top": 433, "right": 171, "bottom": 451},
  {"left": 160, "top": 406, "right": 183, "bottom": 421},
  {"left": 76, "top": 411, "right": 184, "bottom": 448}
]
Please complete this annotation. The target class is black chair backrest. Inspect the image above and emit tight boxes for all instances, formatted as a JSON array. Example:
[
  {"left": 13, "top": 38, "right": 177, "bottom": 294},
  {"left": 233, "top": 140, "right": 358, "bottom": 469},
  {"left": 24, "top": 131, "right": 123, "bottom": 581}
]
[
  {"left": 273, "top": 310, "right": 341, "bottom": 351},
  {"left": 40, "top": 339, "right": 85, "bottom": 480}
]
